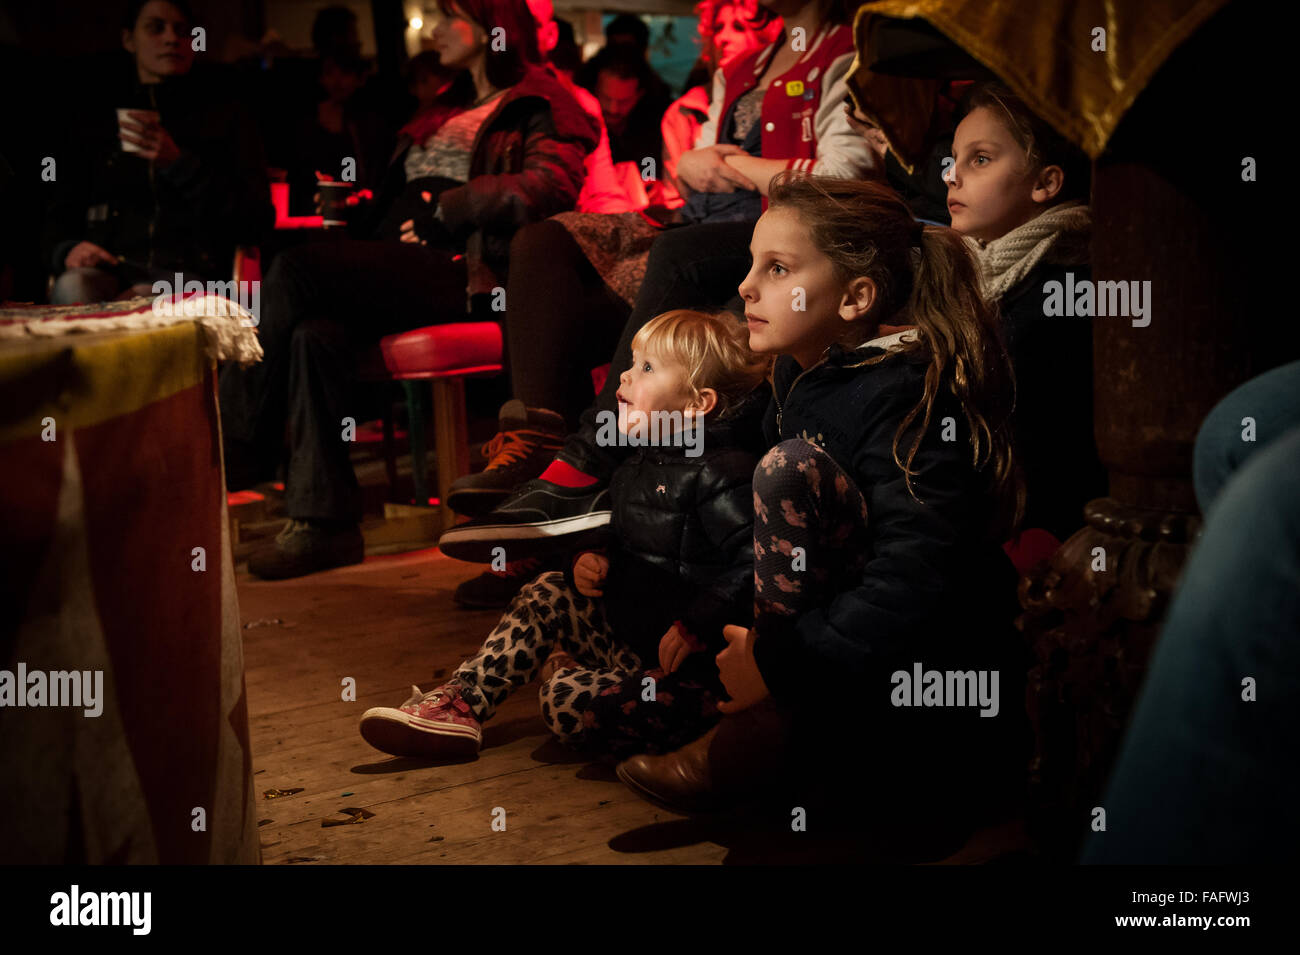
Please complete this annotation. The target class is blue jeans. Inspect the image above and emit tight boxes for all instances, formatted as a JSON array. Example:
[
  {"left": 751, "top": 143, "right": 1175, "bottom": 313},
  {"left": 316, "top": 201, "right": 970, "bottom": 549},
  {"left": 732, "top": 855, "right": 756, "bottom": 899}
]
[
  {"left": 1192, "top": 360, "right": 1300, "bottom": 509},
  {"left": 1083, "top": 423, "right": 1300, "bottom": 863}
]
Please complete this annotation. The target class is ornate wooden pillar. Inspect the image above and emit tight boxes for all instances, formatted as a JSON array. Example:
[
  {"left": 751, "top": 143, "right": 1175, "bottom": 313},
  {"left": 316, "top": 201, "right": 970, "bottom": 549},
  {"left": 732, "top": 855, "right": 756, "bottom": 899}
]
[{"left": 1018, "top": 2, "right": 1275, "bottom": 858}]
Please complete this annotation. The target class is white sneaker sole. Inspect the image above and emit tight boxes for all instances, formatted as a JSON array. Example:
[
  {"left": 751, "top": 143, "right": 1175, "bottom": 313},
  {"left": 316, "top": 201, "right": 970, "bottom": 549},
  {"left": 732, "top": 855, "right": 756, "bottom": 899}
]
[
  {"left": 359, "top": 707, "right": 482, "bottom": 759},
  {"left": 441, "top": 510, "right": 611, "bottom": 544}
]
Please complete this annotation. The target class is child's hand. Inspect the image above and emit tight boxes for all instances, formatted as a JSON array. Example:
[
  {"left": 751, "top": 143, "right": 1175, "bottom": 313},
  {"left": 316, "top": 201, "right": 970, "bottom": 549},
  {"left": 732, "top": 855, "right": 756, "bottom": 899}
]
[
  {"left": 716, "top": 624, "right": 770, "bottom": 713},
  {"left": 572, "top": 551, "right": 609, "bottom": 598},
  {"left": 658, "top": 622, "right": 700, "bottom": 675}
]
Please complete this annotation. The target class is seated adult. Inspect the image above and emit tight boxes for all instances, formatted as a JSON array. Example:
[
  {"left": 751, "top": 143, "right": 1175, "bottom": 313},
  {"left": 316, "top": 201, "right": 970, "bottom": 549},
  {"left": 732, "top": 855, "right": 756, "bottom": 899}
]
[
  {"left": 582, "top": 45, "right": 672, "bottom": 169},
  {"left": 42, "top": 0, "right": 272, "bottom": 304},
  {"left": 219, "top": 0, "right": 598, "bottom": 580},
  {"left": 579, "top": 12, "right": 672, "bottom": 105},
  {"left": 660, "top": 0, "right": 785, "bottom": 209},
  {"left": 444, "top": 0, "right": 872, "bottom": 537},
  {"left": 286, "top": 51, "right": 391, "bottom": 215}
]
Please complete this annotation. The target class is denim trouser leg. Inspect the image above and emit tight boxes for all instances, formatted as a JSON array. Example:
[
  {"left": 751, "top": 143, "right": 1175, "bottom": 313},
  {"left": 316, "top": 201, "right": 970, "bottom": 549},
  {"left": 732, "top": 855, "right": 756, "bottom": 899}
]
[
  {"left": 1192, "top": 360, "right": 1300, "bottom": 509},
  {"left": 1083, "top": 427, "right": 1300, "bottom": 863}
]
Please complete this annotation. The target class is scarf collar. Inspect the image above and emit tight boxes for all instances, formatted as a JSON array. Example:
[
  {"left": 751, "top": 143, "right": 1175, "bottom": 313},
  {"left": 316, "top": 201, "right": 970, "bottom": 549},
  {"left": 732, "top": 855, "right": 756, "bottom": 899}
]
[{"left": 964, "top": 201, "right": 1092, "bottom": 303}]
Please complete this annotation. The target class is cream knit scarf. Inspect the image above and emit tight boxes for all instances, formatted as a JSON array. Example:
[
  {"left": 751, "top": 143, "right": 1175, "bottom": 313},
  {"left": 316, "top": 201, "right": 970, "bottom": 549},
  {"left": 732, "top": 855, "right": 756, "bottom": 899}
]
[{"left": 963, "top": 201, "right": 1092, "bottom": 303}]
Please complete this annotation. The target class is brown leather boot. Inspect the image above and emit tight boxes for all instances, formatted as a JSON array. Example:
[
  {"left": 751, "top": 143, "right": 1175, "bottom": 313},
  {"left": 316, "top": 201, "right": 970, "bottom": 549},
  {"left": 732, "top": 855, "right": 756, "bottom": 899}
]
[
  {"left": 615, "top": 725, "right": 722, "bottom": 815},
  {"left": 616, "top": 700, "right": 796, "bottom": 815}
]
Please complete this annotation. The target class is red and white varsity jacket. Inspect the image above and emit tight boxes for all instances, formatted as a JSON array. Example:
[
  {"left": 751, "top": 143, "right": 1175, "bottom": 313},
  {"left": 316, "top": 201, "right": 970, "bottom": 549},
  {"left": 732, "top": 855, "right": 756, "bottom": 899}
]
[{"left": 695, "top": 22, "right": 874, "bottom": 180}]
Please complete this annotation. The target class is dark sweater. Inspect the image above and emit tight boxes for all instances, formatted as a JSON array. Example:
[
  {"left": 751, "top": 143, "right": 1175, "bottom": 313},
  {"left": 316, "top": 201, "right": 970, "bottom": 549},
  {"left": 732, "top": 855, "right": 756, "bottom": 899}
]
[
  {"left": 750, "top": 338, "right": 1021, "bottom": 713},
  {"left": 999, "top": 262, "right": 1107, "bottom": 539}
]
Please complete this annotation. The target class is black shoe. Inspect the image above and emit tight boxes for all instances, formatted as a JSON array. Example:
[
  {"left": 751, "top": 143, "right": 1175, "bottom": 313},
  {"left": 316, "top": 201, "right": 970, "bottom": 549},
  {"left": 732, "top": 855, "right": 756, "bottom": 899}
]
[
  {"left": 246, "top": 519, "right": 364, "bottom": 580},
  {"left": 437, "top": 478, "right": 611, "bottom": 563},
  {"left": 452, "top": 556, "right": 553, "bottom": 609},
  {"left": 447, "top": 400, "right": 565, "bottom": 517}
]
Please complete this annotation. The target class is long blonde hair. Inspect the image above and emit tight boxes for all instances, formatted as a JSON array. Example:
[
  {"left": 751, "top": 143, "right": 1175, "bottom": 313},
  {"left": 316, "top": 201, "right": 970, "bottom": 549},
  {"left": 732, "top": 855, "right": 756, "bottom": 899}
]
[{"left": 766, "top": 172, "right": 1024, "bottom": 535}]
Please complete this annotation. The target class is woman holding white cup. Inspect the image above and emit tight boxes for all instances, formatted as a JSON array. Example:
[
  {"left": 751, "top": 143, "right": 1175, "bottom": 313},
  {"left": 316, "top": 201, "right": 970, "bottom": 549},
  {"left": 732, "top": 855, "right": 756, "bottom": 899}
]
[{"left": 44, "top": 0, "right": 272, "bottom": 305}]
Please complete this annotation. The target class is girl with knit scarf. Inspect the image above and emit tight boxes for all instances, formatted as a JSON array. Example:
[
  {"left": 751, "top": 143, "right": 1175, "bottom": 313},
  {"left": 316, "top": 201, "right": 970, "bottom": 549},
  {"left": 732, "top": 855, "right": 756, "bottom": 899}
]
[{"left": 947, "top": 82, "right": 1105, "bottom": 542}]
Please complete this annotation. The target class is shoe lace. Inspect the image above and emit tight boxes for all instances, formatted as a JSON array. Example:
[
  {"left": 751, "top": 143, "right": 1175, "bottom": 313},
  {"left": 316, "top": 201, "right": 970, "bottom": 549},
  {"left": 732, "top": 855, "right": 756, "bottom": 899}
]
[
  {"left": 275, "top": 519, "right": 312, "bottom": 543},
  {"left": 403, "top": 683, "right": 471, "bottom": 714},
  {"left": 480, "top": 428, "right": 558, "bottom": 470}
]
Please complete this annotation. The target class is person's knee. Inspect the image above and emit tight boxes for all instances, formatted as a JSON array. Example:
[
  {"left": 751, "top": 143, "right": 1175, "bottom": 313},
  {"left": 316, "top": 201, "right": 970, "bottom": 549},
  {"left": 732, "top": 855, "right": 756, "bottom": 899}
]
[
  {"left": 754, "top": 438, "right": 824, "bottom": 496},
  {"left": 50, "top": 268, "right": 119, "bottom": 305},
  {"left": 1193, "top": 395, "right": 1247, "bottom": 510},
  {"left": 538, "top": 677, "right": 586, "bottom": 740}
]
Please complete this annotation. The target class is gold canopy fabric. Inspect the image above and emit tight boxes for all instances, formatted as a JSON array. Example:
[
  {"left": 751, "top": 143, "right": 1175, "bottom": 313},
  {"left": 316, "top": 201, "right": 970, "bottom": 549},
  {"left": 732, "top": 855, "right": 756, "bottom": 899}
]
[{"left": 848, "top": 0, "right": 1231, "bottom": 163}]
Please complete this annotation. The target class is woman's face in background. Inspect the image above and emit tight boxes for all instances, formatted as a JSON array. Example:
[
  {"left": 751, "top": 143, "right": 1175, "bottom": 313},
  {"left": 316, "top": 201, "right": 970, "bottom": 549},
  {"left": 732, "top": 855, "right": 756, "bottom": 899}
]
[
  {"left": 711, "top": 5, "right": 761, "bottom": 68},
  {"left": 122, "top": 0, "right": 195, "bottom": 82},
  {"left": 432, "top": 4, "right": 487, "bottom": 72}
]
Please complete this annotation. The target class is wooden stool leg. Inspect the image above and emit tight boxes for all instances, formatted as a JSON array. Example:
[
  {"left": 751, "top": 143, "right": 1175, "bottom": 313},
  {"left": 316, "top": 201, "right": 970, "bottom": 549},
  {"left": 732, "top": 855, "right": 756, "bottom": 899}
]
[
  {"left": 381, "top": 385, "right": 398, "bottom": 494},
  {"left": 402, "top": 380, "right": 430, "bottom": 507},
  {"left": 432, "top": 377, "right": 469, "bottom": 533}
]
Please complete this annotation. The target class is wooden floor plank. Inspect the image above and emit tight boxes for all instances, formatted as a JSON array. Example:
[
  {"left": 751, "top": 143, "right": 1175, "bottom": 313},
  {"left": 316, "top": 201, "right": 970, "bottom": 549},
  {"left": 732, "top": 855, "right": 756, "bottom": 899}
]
[
  {"left": 239, "top": 549, "right": 734, "bottom": 864},
  {"left": 239, "top": 546, "right": 1018, "bottom": 865}
]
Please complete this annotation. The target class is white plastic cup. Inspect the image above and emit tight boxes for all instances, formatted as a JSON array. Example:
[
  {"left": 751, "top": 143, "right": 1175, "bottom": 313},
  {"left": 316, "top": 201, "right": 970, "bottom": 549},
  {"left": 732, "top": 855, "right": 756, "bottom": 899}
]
[{"left": 117, "top": 108, "right": 160, "bottom": 154}]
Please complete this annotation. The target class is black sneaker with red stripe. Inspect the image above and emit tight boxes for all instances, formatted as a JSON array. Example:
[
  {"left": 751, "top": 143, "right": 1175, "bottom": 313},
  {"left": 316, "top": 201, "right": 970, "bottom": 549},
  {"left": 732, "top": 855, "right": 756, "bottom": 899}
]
[{"left": 447, "top": 400, "right": 565, "bottom": 517}]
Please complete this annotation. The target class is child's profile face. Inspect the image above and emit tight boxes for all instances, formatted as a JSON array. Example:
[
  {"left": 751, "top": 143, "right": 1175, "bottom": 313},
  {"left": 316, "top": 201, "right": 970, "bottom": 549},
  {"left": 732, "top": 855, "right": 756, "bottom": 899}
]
[
  {"left": 615, "top": 347, "right": 693, "bottom": 434},
  {"left": 947, "top": 106, "right": 1053, "bottom": 243},
  {"left": 738, "top": 207, "right": 859, "bottom": 368}
]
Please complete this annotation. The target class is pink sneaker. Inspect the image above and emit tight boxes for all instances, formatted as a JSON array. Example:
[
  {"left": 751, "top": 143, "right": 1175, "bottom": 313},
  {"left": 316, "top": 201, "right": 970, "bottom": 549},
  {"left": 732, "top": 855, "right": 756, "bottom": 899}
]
[{"left": 359, "top": 682, "right": 483, "bottom": 759}]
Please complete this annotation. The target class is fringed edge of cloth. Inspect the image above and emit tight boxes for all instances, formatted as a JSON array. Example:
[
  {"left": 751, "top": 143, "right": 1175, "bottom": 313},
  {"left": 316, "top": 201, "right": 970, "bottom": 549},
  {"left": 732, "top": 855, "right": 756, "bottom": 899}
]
[{"left": 0, "top": 294, "right": 264, "bottom": 365}]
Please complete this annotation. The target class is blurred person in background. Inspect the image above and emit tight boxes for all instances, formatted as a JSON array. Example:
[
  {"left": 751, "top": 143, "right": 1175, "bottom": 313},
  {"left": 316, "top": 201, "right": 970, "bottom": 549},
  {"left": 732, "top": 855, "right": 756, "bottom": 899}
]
[{"left": 42, "top": 0, "right": 272, "bottom": 304}]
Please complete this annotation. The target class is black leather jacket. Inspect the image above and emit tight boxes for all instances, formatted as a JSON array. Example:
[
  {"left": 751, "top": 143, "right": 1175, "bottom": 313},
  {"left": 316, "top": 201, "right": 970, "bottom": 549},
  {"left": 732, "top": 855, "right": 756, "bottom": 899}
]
[{"left": 569, "top": 390, "right": 767, "bottom": 664}]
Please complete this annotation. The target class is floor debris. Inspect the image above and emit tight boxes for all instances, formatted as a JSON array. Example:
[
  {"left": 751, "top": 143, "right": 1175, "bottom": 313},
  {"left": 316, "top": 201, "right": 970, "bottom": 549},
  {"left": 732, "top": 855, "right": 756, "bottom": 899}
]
[{"left": 322, "top": 807, "right": 376, "bottom": 827}]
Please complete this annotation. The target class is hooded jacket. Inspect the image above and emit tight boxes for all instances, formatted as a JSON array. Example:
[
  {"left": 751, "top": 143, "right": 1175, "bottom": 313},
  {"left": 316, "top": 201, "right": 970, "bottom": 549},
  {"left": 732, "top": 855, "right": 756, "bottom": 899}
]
[
  {"left": 750, "top": 332, "right": 1022, "bottom": 713},
  {"left": 568, "top": 388, "right": 768, "bottom": 664},
  {"left": 373, "top": 65, "right": 599, "bottom": 301}
]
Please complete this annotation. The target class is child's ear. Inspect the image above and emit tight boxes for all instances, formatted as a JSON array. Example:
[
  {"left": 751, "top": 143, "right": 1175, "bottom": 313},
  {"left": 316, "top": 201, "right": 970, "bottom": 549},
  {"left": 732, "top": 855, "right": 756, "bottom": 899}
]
[
  {"left": 838, "top": 276, "right": 876, "bottom": 323},
  {"left": 1031, "top": 164, "right": 1065, "bottom": 205},
  {"left": 686, "top": 388, "right": 718, "bottom": 418}
]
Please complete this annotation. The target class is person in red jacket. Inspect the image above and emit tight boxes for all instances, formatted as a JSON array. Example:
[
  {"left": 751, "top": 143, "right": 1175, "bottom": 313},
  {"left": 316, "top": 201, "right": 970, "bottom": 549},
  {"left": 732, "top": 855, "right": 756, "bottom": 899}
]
[{"left": 219, "top": 0, "right": 598, "bottom": 581}]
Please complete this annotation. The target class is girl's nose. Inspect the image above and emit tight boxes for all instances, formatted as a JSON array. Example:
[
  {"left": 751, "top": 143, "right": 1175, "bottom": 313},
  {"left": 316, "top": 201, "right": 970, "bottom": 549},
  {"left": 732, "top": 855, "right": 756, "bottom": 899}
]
[
  {"left": 738, "top": 271, "right": 756, "bottom": 302},
  {"left": 943, "top": 160, "right": 958, "bottom": 187}
]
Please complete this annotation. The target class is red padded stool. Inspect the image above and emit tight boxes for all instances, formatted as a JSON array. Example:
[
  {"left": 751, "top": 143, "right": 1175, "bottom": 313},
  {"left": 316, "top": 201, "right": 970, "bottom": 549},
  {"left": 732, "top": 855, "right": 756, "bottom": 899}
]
[{"left": 367, "top": 321, "right": 503, "bottom": 532}]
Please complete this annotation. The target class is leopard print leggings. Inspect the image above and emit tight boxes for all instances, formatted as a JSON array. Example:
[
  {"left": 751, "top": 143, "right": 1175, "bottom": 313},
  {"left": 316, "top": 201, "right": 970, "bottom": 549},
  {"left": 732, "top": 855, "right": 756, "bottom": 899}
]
[{"left": 450, "top": 438, "right": 870, "bottom": 760}]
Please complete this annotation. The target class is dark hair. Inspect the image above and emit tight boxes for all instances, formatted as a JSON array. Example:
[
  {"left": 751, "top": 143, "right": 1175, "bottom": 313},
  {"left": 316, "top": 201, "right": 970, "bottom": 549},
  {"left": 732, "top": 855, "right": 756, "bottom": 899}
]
[
  {"left": 436, "top": 0, "right": 541, "bottom": 89},
  {"left": 311, "top": 6, "right": 359, "bottom": 56},
  {"left": 965, "top": 82, "right": 1091, "bottom": 203},
  {"left": 588, "top": 44, "right": 653, "bottom": 89},
  {"left": 767, "top": 173, "right": 1024, "bottom": 536},
  {"left": 123, "top": 0, "right": 193, "bottom": 31},
  {"left": 551, "top": 18, "right": 581, "bottom": 75},
  {"left": 605, "top": 13, "right": 650, "bottom": 52}
]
